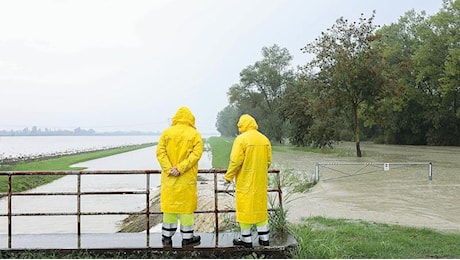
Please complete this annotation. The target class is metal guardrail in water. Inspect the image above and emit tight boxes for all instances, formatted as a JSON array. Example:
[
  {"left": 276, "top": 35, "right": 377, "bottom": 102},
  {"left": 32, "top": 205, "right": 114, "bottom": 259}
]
[
  {"left": 0, "top": 169, "right": 281, "bottom": 249},
  {"left": 314, "top": 162, "right": 433, "bottom": 182}
]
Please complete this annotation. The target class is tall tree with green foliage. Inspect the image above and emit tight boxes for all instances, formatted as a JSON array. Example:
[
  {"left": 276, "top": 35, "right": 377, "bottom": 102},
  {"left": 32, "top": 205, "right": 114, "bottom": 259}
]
[
  {"left": 215, "top": 104, "right": 239, "bottom": 137},
  {"left": 225, "top": 44, "right": 295, "bottom": 143},
  {"left": 376, "top": 0, "right": 460, "bottom": 145},
  {"left": 372, "top": 10, "right": 431, "bottom": 144},
  {"left": 300, "top": 12, "right": 387, "bottom": 157},
  {"left": 279, "top": 77, "right": 314, "bottom": 146},
  {"left": 417, "top": 0, "right": 460, "bottom": 145},
  {"left": 279, "top": 75, "right": 337, "bottom": 148}
]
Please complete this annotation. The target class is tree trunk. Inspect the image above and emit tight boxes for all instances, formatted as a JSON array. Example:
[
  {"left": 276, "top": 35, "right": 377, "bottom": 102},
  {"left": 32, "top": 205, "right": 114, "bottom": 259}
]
[
  {"left": 356, "top": 140, "right": 362, "bottom": 157},
  {"left": 353, "top": 104, "right": 362, "bottom": 157}
]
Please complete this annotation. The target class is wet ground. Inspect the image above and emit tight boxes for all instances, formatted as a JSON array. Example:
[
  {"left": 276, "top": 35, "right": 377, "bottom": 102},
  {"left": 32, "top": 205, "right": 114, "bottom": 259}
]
[
  {"left": 0, "top": 232, "right": 295, "bottom": 249},
  {"left": 275, "top": 141, "right": 460, "bottom": 232},
  {"left": 0, "top": 232, "right": 297, "bottom": 258}
]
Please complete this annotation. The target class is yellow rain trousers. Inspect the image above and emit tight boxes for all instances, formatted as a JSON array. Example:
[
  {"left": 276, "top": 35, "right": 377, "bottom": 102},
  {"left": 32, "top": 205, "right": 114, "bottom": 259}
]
[
  {"left": 224, "top": 114, "right": 272, "bottom": 224},
  {"left": 156, "top": 107, "right": 203, "bottom": 214}
]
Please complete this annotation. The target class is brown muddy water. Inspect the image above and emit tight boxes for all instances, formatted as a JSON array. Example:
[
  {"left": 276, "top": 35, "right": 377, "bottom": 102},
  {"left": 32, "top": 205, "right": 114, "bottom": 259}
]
[{"left": 274, "top": 141, "right": 460, "bottom": 232}]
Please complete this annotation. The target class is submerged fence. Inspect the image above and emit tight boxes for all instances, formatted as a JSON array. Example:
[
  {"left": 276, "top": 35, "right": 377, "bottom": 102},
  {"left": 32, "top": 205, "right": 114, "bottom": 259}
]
[
  {"left": 314, "top": 162, "right": 433, "bottom": 182},
  {"left": 0, "top": 169, "right": 281, "bottom": 249}
]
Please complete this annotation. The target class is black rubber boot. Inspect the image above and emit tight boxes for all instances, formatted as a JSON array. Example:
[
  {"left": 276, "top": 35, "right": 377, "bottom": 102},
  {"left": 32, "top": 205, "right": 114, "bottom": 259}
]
[
  {"left": 182, "top": 235, "right": 201, "bottom": 247},
  {"left": 162, "top": 235, "right": 172, "bottom": 247},
  {"left": 259, "top": 237, "right": 269, "bottom": 246},
  {"left": 233, "top": 238, "right": 253, "bottom": 248}
]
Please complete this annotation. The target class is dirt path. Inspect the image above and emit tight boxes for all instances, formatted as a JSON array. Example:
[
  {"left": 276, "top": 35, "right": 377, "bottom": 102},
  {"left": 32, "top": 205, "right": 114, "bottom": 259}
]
[{"left": 275, "top": 142, "right": 460, "bottom": 232}]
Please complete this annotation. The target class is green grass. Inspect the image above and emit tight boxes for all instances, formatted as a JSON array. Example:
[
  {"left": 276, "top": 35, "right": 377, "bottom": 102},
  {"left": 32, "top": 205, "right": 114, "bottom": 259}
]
[
  {"left": 289, "top": 216, "right": 460, "bottom": 259},
  {"left": 206, "top": 136, "right": 233, "bottom": 168},
  {"left": 206, "top": 136, "right": 334, "bottom": 167},
  {"left": 207, "top": 137, "right": 460, "bottom": 259},
  {"left": 0, "top": 143, "right": 155, "bottom": 193}
]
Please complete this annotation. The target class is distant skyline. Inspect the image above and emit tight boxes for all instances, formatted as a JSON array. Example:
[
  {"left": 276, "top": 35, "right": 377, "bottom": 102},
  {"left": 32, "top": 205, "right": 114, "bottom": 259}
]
[{"left": 0, "top": 0, "right": 444, "bottom": 133}]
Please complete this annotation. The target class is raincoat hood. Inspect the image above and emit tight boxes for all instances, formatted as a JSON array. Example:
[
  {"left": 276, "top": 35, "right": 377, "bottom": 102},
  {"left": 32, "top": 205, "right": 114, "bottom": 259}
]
[
  {"left": 237, "top": 114, "right": 258, "bottom": 133},
  {"left": 172, "top": 107, "right": 196, "bottom": 128}
]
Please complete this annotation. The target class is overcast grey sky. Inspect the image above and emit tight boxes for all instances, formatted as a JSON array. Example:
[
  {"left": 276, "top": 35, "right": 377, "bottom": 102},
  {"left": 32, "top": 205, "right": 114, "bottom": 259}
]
[{"left": 0, "top": 0, "right": 443, "bottom": 133}]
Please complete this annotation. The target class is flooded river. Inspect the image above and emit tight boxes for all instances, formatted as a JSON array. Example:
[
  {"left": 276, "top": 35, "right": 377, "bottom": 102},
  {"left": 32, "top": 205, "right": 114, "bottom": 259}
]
[
  {"left": 277, "top": 142, "right": 460, "bottom": 232},
  {"left": 2, "top": 138, "right": 458, "bottom": 235},
  {"left": 0, "top": 146, "right": 212, "bottom": 234}
]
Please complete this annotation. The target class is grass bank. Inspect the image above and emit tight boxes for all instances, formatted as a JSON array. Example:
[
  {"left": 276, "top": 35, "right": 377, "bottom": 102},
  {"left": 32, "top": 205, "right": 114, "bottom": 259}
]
[
  {"left": 206, "top": 136, "right": 233, "bottom": 168},
  {"left": 291, "top": 216, "right": 460, "bottom": 258},
  {"left": 0, "top": 143, "right": 155, "bottom": 193},
  {"left": 207, "top": 136, "right": 460, "bottom": 259}
]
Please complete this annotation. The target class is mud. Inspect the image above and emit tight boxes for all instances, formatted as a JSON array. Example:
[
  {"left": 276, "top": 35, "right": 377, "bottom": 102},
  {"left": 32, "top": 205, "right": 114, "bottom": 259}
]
[{"left": 276, "top": 142, "right": 460, "bottom": 232}]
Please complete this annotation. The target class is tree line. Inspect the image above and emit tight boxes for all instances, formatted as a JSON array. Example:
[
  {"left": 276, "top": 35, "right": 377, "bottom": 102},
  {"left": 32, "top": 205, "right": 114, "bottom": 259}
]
[
  {"left": 0, "top": 126, "right": 157, "bottom": 136},
  {"left": 215, "top": 0, "right": 460, "bottom": 157}
]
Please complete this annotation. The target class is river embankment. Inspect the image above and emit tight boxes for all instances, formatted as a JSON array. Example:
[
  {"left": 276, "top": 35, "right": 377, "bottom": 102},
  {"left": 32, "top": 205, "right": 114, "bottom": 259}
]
[{"left": 0, "top": 135, "right": 158, "bottom": 166}]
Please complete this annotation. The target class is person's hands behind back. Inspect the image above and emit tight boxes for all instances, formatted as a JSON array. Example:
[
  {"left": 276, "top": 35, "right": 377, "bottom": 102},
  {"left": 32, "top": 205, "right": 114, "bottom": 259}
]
[{"left": 170, "top": 166, "right": 180, "bottom": 177}]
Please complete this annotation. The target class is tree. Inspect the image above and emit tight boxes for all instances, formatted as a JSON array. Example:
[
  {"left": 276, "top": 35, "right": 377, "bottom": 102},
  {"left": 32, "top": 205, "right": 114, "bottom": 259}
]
[
  {"left": 376, "top": 0, "right": 460, "bottom": 146},
  {"left": 279, "top": 75, "right": 337, "bottom": 148},
  {"left": 301, "top": 12, "right": 387, "bottom": 157},
  {"left": 215, "top": 104, "right": 239, "bottom": 137},
  {"left": 371, "top": 10, "right": 431, "bottom": 145},
  {"left": 420, "top": 0, "right": 460, "bottom": 145},
  {"left": 279, "top": 77, "right": 314, "bottom": 146},
  {"left": 226, "top": 45, "right": 295, "bottom": 142}
]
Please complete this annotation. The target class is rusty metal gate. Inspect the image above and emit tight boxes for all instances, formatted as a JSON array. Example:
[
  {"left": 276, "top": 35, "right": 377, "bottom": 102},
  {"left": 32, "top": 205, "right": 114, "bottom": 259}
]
[{"left": 0, "top": 169, "right": 281, "bottom": 249}]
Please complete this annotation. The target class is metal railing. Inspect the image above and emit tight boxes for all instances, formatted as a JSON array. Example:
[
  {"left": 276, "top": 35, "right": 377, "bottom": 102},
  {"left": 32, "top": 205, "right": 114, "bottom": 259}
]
[
  {"left": 0, "top": 169, "right": 281, "bottom": 249},
  {"left": 314, "top": 162, "right": 433, "bottom": 182}
]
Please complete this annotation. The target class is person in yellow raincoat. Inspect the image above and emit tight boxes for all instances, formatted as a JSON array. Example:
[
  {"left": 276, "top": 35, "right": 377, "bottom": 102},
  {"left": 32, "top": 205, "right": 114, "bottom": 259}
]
[
  {"left": 156, "top": 107, "right": 203, "bottom": 247},
  {"left": 224, "top": 114, "right": 272, "bottom": 248}
]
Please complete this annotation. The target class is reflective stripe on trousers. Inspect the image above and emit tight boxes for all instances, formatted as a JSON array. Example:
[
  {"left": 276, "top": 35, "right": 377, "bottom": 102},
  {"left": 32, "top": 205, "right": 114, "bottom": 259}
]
[
  {"left": 162, "top": 223, "right": 177, "bottom": 238},
  {"left": 257, "top": 225, "right": 270, "bottom": 242},
  {"left": 240, "top": 228, "right": 252, "bottom": 243},
  {"left": 180, "top": 225, "right": 195, "bottom": 239}
]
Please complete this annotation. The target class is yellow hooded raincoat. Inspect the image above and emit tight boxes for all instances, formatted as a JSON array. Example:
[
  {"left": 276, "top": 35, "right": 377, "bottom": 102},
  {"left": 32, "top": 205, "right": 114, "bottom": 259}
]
[
  {"left": 224, "top": 114, "right": 272, "bottom": 224},
  {"left": 156, "top": 107, "right": 203, "bottom": 214}
]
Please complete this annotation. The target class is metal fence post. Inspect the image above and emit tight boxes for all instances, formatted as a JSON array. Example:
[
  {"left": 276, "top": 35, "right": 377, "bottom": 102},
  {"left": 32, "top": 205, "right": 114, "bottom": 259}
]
[
  {"left": 146, "top": 171, "right": 150, "bottom": 247},
  {"left": 77, "top": 172, "right": 81, "bottom": 248},
  {"left": 7, "top": 174, "right": 12, "bottom": 249},
  {"left": 428, "top": 162, "right": 433, "bottom": 181},
  {"left": 315, "top": 163, "right": 320, "bottom": 182},
  {"left": 213, "top": 171, "right": 219, "bottom": 246}
]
